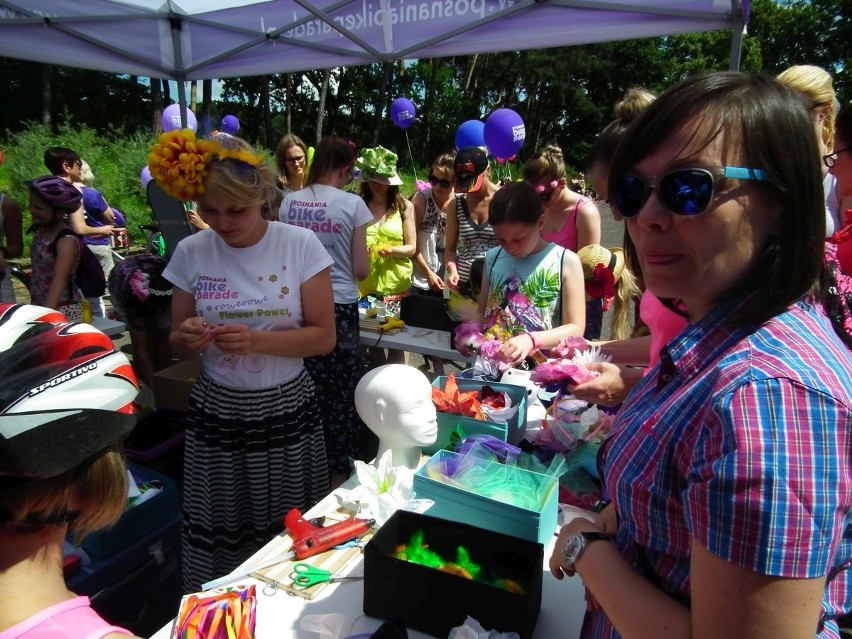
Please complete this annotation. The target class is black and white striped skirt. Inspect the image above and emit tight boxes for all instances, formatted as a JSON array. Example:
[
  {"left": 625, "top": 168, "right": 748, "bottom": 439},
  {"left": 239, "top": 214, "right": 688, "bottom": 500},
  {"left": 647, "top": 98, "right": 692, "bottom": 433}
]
[{"left": 181, "top": 368, "right": 330, "bottom": 592}]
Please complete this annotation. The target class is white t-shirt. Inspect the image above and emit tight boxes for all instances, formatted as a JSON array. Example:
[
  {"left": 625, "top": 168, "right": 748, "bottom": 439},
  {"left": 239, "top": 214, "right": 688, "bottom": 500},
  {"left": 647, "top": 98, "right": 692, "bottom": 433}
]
[
  {"left": 280, "top": 184, "right": 372, "bottom": 304},
  {"left": 163, "top": 222, "right": 333, "bottom": 390}
]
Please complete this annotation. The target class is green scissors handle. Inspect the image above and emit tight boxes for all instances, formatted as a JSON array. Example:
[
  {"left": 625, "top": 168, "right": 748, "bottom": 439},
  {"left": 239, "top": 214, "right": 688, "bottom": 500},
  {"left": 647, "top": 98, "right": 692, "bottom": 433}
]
[{"left": 289, "top": 562, "right": 363, "bottom": 588}]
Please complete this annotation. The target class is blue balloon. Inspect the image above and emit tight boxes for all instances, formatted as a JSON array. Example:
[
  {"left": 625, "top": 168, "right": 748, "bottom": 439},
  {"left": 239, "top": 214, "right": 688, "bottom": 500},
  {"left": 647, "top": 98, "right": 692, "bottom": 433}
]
[
  {"left": 455, "top": 120, "right": 485, "bottom": 150},
  {"left": 161, "top": 103, "right": 197, "bottom": 132},
  {"left": 390, "top": 97, "right": 416, "bottom": 129},
  {"left": 484, "top": 109, "right": 526, "bottom": 159},
  {"left": 221, "top": 114, "right": 240, "bottom": 135},
  {"left": 140, "top": 166, "right": 152, "bottom": 187}
]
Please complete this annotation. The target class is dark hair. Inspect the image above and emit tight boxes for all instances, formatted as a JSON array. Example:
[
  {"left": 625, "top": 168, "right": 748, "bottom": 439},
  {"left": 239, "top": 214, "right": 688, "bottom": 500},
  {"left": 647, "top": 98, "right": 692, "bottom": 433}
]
[
  {"left": 359, "top": 182, "right": 407, "bottom": 216},
  {"left": 274, "top": 133, "right": 309, "bottom": 179},
  {"left": 307, "top": 135, "right": 356, "bottom": 186},
  {"left": 43, "top": 147, "right": 81, "bottom": 176},
  {"left": 835, "top": 105, "right": 852, "bottom": 148},
  {"left": 488, "top": 181, "right": 543, "bottom": 226},
  {"left": 610, "top": 71, "right": 824, "bottom": 328}
]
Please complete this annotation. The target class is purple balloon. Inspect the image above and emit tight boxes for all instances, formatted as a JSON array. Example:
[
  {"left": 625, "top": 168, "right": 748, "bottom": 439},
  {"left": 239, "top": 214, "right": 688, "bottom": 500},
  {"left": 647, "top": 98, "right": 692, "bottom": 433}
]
[
  {"left": 454, "top": 120, "right": 485, "bottom": 150},
  {"left": 390, "top": 97, "right": 416, "bottom": 129},
  {"left": 484, "top": 109, "right": 526, "bottom": 159},
  {"left": 221, "top": 114, "right": 240, "bottom": 135},
  {"left": 161, "top": 104, "right": 197, "bottom": 132},
  {"left": 140, "top": 165, "right": 152, "bottom": 187}
]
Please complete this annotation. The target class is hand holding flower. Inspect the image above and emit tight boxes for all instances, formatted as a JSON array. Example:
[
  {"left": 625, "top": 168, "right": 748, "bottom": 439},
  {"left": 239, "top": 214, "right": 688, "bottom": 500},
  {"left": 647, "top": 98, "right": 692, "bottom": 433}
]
[{"left": 569, "top": 361, "right": 642, "bottom": 407}]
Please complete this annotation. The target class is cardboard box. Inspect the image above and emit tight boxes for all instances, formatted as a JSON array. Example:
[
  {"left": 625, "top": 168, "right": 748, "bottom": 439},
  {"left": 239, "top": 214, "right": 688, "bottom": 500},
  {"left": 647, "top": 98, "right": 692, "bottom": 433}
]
[
  {"left": 80, "top": 463, "right": 180, "bottom": 559},
  {"left": 153, "top": 359, "right": 201, "bottom": 413},
  {"left": 364, "top": 511, "right": 543, "bottom": 639},
  {"left": 414, "top": 450, "right": 559, "bottom": 545},
  {"left": 426, "top": 376, "right": 528, "bottom": 455}
]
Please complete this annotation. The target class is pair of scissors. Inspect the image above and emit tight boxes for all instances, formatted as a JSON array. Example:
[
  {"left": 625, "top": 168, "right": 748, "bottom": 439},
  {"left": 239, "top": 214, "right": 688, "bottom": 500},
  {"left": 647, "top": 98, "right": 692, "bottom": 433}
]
[{"left": 289, "top": 562, "right": 364, "bottom": 588}]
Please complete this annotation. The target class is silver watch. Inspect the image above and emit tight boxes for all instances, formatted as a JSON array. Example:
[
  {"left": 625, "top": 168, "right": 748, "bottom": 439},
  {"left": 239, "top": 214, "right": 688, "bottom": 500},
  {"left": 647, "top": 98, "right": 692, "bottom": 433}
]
[{"left": 562, "top": 531, "right": 610, "bottom": 568}]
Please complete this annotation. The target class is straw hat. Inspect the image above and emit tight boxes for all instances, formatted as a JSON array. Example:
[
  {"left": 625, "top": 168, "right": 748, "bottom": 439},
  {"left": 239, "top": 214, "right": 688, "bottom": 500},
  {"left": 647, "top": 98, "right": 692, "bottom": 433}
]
[{"left": 576, "top": 245, "right": 625, "bottom": 283}]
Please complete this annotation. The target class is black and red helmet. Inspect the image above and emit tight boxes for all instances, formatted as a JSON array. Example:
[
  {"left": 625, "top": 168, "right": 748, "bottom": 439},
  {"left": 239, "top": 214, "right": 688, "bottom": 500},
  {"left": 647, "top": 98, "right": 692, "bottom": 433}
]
[
  {"left": 0, "top": 303, "right": 138, "bottom": 487},
  {"left": 26, "top": 175, "right": 82, "bottom": 211}
]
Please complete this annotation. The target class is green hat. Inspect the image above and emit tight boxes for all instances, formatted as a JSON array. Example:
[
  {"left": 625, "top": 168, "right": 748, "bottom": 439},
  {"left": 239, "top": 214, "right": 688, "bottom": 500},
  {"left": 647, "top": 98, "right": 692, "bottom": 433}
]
[{"left": 355, "top": 146, "right": 403, "bottom": 185}]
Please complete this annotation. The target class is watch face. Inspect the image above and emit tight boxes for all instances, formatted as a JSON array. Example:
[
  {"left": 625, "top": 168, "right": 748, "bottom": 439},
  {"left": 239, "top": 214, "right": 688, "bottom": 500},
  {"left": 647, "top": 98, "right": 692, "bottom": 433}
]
[{"left": 562, "top": 533, "right": 585, "bottom": 565}]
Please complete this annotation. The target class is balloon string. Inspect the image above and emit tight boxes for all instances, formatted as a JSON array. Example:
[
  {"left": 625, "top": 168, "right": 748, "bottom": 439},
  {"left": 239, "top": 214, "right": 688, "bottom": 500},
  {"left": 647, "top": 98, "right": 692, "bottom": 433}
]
[{"left": 404, "top": 130, "right": 419, "bottom": 183}]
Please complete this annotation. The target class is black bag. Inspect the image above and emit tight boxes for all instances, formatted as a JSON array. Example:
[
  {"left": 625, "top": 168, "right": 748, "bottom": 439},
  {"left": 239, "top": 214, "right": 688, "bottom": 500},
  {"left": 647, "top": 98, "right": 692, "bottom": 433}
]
[
  {"left": 400, "top": 292, "right": 455, "bottom": 332},
  {"left": 51, "top": 228, "right": 107, "bottom": 297}
]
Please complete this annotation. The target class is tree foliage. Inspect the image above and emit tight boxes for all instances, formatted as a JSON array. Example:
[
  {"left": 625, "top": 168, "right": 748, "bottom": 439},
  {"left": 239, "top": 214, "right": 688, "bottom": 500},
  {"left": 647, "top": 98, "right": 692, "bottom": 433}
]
[{"left": 0, "top": 0, "right": 847, "bottom": 224}]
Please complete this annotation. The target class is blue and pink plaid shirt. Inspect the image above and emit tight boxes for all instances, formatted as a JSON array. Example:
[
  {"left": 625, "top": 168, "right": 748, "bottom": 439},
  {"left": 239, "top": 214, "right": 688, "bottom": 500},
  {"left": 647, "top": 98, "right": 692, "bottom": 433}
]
[{"left": 587, "top": 298, "right": 852, "bottom": 638}]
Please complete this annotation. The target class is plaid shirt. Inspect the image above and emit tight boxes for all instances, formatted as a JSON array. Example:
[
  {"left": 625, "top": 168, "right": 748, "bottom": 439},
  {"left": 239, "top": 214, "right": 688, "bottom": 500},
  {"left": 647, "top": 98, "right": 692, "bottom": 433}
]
[{"left": 586, "top": 299, "right": 852, "bottom": 639}]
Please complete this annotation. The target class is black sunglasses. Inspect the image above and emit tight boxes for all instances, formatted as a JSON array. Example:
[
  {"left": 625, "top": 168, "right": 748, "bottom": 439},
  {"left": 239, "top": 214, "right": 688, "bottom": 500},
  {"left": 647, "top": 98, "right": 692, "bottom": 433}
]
[
  {"left": 823, "top": 147, "right": 850, "bottom": 169},
  {"left": 612, "top": 166, "right": 769, "bottom": 218},
  {"left": 428, "top": 174, "right": 452, "bottom": 189}
]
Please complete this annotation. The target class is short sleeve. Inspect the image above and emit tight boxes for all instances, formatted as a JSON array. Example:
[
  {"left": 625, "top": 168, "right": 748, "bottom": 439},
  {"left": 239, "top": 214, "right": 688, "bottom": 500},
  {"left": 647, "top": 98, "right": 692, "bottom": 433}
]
[
  {"left": 279, "top": 193, "right": 292, "bottom": 223},
  {"left": 353, "top": 197, "right": 373, "bottom": 228},
  {"left": 298, "top": 228, "right": 334, "bottom": 283},
  {"left": 686, "top": 377, "right": 850, "bottom": 578},
  {"left": 161, "top": 241, "right": 194, "bottom": 294},
  {"left": 83, "top": 188, "right": 109, "bottom": 215}
]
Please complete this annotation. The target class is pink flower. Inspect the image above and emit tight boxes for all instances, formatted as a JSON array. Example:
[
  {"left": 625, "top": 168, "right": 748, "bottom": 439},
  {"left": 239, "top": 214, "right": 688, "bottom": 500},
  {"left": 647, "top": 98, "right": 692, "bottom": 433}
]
[
  {"left": 530, "top": 359, "right": 599, "bottom": 385},
  {"left": 479, "top": 339, "right": 502, "bottom": 360},
  {"left": 129, "top": 271, "right": 151, "bottom": 302},
  {"left": 454, "top": 322, "right": 484, "bottom": 348},
  {"left": 551, "top": 336, "right": 588, "bottom": 359}
]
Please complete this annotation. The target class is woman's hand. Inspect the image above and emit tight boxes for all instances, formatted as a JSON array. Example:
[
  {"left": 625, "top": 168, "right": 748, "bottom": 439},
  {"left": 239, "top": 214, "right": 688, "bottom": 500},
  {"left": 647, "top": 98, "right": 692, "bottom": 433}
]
[
  {"left": 549, "top": 517, "right": 607, "bottom": 580},
  {"left": 569, "top": 361, "right": 642, "bottom": 406},
  {"left": 445, "top": 264, "right": 460, "bottom": 290},
  {"left": 427, "top": 271, "right": 446, "bottom": 291},
  {"left": 178, "top": 316, "right": 214, "bottom": 354},
  {"left": 211, "top": 323, "right": 253, "bottom": 355}
]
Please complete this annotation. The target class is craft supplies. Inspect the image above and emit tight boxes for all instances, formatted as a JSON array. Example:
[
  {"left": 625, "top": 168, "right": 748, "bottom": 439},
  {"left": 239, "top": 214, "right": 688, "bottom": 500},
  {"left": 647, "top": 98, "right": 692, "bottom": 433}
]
[{"left": 172, "top": 585, "right": 257, "bottom": 639}]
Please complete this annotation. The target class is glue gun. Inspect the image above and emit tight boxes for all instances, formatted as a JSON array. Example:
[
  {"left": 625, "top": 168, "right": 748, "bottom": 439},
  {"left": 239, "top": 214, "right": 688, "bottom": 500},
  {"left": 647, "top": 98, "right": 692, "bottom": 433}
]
[{"left": 285, "top": 508, "right": 375, "bottom": 559}]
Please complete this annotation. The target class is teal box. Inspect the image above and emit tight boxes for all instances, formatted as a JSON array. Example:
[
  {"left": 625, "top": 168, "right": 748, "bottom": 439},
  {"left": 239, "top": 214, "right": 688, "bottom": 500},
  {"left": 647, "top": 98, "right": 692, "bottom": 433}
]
[
  {"left": 413, "top": 450, "right": 559, "bottom": 545},
  {"left": 426, "top": 376, "right": 528, "bottom": 455}
]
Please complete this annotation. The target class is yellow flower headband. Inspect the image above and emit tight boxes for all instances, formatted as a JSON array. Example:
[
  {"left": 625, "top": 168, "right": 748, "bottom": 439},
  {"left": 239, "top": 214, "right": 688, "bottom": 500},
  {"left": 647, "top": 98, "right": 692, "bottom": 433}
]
[{"left": 147, "top": 129, "right": 265, "bottom": 201}]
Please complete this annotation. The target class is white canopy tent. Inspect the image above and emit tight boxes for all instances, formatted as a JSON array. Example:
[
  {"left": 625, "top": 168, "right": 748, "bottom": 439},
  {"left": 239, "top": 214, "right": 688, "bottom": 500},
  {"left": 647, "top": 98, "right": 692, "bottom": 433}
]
[{"left": 0, "top": 0, "right": 750, "bottom": 121}]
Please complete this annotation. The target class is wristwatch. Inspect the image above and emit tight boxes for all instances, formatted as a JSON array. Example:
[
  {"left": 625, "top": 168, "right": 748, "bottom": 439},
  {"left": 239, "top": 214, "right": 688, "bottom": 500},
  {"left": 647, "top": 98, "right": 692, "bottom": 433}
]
[{"left": 562, "top": 531, "right": 610, "bottom": 569}]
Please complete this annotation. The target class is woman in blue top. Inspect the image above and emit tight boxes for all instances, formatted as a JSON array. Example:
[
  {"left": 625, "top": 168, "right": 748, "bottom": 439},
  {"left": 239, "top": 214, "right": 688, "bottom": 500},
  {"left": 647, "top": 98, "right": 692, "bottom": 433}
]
[
  {"left": 475, "top": 181, "right": 586, "bottom": 366},
  {"left": 549, "top": 72, "right": 852, "bottom": 639}
]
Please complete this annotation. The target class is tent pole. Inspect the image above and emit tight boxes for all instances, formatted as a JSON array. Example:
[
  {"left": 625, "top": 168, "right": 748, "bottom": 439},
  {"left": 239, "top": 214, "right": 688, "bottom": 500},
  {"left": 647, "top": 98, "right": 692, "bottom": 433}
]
[
  {"left": 168, "top": 11, "right": 189, "bottom": 128},
  {"left": 728, "top": 0, "right": 745, "bottom": 71}
]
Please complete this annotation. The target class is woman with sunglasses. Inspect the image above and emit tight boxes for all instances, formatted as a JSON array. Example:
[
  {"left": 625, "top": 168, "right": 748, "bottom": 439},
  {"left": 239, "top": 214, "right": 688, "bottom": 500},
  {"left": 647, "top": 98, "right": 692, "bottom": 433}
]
[
  {"left": 274, "top": 133, "right": 309, "bottom": 194},
  {"left": 777, "top": 65, "right": 841, "bottom": 237},
  {"left": 550, "top": 72, "right": 852, "bottom": 639},
  {"left": 826, "top": 106, "right": 852, "bottom": 275},
  {"left": 523, "top": 145, "right": 602, "bottom": 338},
  {"left": 279, "top": 134, "right": 370, "bottom": 486},
  {"left": 410, "top": 152, "right": 455, "bottom": 375}
]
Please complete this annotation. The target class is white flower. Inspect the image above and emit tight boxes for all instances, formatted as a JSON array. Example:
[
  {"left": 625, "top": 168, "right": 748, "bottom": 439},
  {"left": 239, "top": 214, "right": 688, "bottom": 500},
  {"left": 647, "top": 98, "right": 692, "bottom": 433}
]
[
  {"left": 338, "top": 450, "right": 415, "bottom": 526},
  {"left": 570, "top": 344, "right": 612, "bottom": 368}
]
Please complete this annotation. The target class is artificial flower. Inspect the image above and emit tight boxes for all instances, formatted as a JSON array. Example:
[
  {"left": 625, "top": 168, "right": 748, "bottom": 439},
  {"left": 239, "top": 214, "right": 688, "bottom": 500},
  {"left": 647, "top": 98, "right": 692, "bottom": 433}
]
[
  {"left": 550, "top": 336, "right": 588, "bottom": 358},
  {"left": 338, "top": 450, "right": 415, "bottom": 525},
  {"left": 454, "top": 321, "right": 485, "bottom": 349},
  {"left": 586, "top": 263, "right": 616, "bottom": 301},
  {"left": 148, "top": 128, "right": 215, "bottom": 201},
  {"left": 530, "top": 359, "right": 599, "bottom": 386}
]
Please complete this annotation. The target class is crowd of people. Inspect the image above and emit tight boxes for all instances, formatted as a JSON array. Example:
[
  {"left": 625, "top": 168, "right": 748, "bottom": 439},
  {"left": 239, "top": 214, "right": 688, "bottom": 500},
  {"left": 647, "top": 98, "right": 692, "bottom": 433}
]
[{"left": 1, "top": 64, "right": 851, "bottom": 639}]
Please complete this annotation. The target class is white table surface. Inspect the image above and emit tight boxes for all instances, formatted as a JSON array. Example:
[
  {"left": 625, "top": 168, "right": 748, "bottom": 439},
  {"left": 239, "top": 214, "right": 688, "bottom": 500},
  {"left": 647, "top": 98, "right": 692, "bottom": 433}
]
[
  {"left": 359, "top": 326, "right": 473, "bottom": 363},
  {"left": 149, "top": 482, "right": 589, "bottom": 639}
]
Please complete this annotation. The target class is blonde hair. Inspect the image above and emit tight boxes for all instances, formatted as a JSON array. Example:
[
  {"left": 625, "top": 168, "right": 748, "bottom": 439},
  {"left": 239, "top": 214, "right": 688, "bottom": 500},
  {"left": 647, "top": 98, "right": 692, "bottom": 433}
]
[
  {"left": 776, "top": 65, "right": 839, "bottom": 150},
  {"left": 609, "top": 266, "right": 641, "bottom": 340},
  {"left": 79, "top": 160, "right": 95, "bottom": 185},
  {"left": 0, "top": 449, "right": 128, "bottom": 542},
  {"left": 614, "top": 87, "right": 656, "bottom": 121},
  {"left": 204, "top": 136, "right": 281, "bottom": 218},
  {"left": 522, "top": 144, "right": 567, "bottom": 183}
]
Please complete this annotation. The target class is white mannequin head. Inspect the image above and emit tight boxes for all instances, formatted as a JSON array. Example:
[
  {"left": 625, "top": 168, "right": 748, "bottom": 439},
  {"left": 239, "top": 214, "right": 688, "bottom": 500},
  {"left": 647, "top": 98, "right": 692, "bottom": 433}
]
[{"left": 355, "top": 364, "right": 438, "bottom": 469}]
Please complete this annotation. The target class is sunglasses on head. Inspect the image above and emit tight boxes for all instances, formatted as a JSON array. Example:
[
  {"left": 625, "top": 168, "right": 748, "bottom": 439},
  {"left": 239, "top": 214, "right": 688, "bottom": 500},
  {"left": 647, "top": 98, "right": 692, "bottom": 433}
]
[
  {"left": 527, "top": 179, "right": 560, "bottom": 202},
  {"left": 428, "top": 174, "right": 452, "bottom": 189},
  {"left": 611, "top": 166, "right": 769, "bottom": 219}
]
